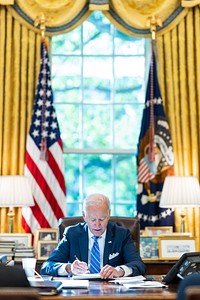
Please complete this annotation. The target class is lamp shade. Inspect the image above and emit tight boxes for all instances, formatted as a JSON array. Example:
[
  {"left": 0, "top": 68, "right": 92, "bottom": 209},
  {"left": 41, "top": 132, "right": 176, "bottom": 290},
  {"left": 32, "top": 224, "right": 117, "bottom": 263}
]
[
  {"left": 0, "top": 175, "right": 34, "bottom": 207},
  {"left": 159, "top": 176, "right": 200, "bottom": 208}
]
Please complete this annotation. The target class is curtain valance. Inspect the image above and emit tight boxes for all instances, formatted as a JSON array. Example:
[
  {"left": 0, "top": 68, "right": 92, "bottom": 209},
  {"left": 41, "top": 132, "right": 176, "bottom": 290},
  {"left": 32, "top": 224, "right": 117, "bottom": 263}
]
[{"left": 3, "top": 0, "right": 190, "bottom": 36}]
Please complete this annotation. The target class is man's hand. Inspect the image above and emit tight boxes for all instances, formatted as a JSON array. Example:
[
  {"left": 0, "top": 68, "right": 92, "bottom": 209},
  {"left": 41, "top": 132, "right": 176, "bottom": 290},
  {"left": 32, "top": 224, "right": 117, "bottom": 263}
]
[
  {"left": 100, "top": 264, "right": 124, "bottom": 279},
  {"left": 66, "top": 259, "right": 89, "bottom": 275}
]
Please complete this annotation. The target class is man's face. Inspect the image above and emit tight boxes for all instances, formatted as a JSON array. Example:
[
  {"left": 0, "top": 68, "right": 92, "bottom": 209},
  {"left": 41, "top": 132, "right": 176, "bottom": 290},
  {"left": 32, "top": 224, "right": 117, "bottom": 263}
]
[{"left": 83, "top": 204, "right": 110, "bottom": 236}]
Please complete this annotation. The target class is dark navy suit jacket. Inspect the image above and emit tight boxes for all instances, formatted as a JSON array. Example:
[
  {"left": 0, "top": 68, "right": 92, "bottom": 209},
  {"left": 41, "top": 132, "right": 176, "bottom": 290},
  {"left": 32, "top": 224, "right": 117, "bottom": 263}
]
[{"left": 40, "top": 221, "right": 146, "bottom": 277}]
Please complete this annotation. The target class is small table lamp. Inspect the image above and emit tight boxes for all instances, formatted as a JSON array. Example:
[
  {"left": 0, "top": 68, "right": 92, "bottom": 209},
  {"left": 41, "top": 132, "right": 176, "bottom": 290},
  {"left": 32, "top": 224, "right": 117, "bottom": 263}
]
[
  {"left": 159, "top": 176, "right": 200, "bottom": 232},
  {"left": 0, "top": 175, "right": 35, "bottom": 233}
]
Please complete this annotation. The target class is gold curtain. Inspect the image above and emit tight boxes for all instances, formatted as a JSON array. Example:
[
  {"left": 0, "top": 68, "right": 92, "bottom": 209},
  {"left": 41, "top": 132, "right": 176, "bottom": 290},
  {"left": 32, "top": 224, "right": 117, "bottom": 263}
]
[
  {"left": 1, "top": 0, "right": 200, "bottom": 251},
  {"left": 5, "top": 0, "right": 188, "bottom": 36},
  {"left": 0, "top": 5, "right": 41, "bottom": 232},
  {"left": 156, "top": 6, "right": 200, "bottom": 250}
]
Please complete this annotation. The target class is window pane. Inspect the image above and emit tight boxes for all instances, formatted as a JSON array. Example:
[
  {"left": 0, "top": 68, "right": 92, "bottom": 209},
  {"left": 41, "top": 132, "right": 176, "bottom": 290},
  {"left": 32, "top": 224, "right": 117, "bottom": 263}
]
[
  {"left": 83, "top": 12, "right": 112, "bottom": 55},
  {"left": 52, "top": 27, "right": 82, "bottom": 55},
  {"left": 83, "top": 154, "right": 112, "bottom": 195},
  {"left": 83, "top": 105, "right": 111, "bottom": 148},
  {"left": 114, "top": 30, "right": 145, "bottom": 55},
  {"left": 83, "top": 57, "right": 112, "bottom": 102},
  {"left": 114, "top": 104, "right": 144, "bottom": 148},
  {"left": 57, "top": 104, "right": 80, "bottom": 148},
  {"left": 52, "top": 57, "right": 82, "bottom": 103}
]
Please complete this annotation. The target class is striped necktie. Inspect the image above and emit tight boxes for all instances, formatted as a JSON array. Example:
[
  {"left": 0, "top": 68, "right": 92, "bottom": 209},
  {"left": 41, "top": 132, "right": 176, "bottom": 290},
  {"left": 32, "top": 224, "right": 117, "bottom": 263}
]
[{"left": 90, "top": 236, "right": 101, "bottom": 273}]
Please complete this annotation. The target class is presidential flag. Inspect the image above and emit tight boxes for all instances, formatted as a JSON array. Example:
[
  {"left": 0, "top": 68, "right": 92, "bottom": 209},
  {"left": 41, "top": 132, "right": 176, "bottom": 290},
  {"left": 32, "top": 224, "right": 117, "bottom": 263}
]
[
  {"left": 137, "top": 47, "right": 174, "bottom": 229},
  {"left": 22, "top": 38, "right": 66, "bottom": 235}
]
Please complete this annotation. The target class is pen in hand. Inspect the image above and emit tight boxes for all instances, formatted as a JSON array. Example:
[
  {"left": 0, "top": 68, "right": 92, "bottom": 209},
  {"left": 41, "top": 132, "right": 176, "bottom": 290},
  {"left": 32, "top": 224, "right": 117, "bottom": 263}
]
[{"left": 74, "top": 255, "right": 90, "bottom": 273}]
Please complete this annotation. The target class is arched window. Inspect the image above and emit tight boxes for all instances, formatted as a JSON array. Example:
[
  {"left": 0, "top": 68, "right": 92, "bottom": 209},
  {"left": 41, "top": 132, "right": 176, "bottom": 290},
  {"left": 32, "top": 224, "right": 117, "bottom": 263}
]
[{"left": 52, "top": 11, "right": 150, "bottom": 216}]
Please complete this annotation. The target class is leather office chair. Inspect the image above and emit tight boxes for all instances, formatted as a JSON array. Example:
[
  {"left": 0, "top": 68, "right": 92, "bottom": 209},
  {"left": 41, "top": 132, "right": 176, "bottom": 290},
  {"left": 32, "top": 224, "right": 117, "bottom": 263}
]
[
  {"left": 0, "top": 288, "right": 40, "bottom": 300},
  {"left": 176, "top": 273, "right": 200, "bottom": 300},
  {"left": 58, "top": 216, "right": 140, "bottom": 252},
  {"left": 186, "top": 287, "right": 200, "bottom": 300}
]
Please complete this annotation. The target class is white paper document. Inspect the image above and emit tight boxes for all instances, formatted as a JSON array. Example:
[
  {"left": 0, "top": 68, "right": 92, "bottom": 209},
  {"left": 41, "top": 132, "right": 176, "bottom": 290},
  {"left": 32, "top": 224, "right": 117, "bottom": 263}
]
[
  {"left": 72, "top": 273, "right": 101, "bottom": 280},
  {"left": 111, "top": 275, "right": 146, "bottom": 284},
  {"left": 110, "top": 275, "right": 166, "bottom": 288},
  {"left": 59, "top": 279, "right": 89, "bottom": 289},
  {"left": 123, "top": 281, "right": 166, "bottom": 288}
]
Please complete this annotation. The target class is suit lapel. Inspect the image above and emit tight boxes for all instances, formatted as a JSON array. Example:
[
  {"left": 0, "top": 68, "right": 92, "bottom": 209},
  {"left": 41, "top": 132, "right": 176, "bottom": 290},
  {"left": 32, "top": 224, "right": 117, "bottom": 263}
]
[{"left": 103, "top": 222, "right": 114, "bottom": 265}]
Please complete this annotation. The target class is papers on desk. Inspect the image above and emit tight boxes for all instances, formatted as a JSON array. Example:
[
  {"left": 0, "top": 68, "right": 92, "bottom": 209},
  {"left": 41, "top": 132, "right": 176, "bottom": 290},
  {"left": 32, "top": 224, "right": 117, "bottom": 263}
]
[
  {"left": 111, "top": 275, "right": 146, "bottom": 284},
  {"left": 111, "top": 275, "right": 166, "bottom": 288},
  {"left": 122, "top": 281, "right": 166, "bottom": 288},
  {"left": 58, "top": 279, "right": 89, "bottom": 289},
  {"left": 72, "top": 273, "right": 101, "bottom": 280}
]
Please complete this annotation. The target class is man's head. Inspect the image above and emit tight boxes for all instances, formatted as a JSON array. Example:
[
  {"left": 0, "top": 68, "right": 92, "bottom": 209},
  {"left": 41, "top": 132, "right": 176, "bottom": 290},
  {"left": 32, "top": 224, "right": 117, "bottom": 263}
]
[{"left": 82, "top": 193, "right": 111, "bottom": 236}]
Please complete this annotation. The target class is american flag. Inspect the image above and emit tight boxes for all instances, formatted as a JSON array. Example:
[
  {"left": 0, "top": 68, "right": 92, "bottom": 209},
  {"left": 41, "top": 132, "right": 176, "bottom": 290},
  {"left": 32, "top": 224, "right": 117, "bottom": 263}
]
[
  {"left": 137, "top": 46, "right": 174, "bottom": 229},
  {"left": 22, "top": 39, "right": 66, "bottom": 235}
]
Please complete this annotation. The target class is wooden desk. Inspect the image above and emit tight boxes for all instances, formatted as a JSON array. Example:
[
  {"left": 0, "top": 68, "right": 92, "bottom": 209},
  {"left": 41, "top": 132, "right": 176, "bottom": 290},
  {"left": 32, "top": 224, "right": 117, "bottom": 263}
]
[
  {"left": 145, "top": 260, "right": 176, "bottom": 275},
  {"left": 41, "top": 276, "right": 177, "bottom": 300}
]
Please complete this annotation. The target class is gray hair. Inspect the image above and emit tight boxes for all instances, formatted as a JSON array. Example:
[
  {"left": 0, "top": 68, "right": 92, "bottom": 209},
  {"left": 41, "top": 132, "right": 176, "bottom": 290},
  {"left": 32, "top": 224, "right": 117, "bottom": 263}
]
[{"left": 82, "top": 193, "right": 110, "bottom": 213}]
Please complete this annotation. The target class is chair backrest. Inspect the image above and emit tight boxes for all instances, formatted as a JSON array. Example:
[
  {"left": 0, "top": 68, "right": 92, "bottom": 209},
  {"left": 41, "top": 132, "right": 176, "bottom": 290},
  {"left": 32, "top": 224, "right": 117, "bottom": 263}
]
[
  {"left": 0, "top": 265, "right": 30, "bottom": 287},
  {"left": 0, "top": 288, "right": 40, "bottom": 300},
  {"left": 186, "top": 286, "right": 200, "bottom": 300},
  {"left": 58, "top": 216, "right": 140, "bottom": 252}
]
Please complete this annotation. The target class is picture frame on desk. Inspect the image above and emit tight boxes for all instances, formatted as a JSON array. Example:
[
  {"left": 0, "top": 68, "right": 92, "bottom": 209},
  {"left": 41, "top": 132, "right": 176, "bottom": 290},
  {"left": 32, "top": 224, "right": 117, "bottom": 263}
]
[
  {"left": 145, "top": 226, "right": 173, "bottom": 236},
  {"left": 0, "top": 233, "right": 32, "bottom": 247},
  {"left": 37, "top": 240, "right": 58, "bottom": 260},
  {"left": 140, "top": 236, "right": 159, "bottom": 260},
  {"left": 158, "top": 236, "right": 196, "bottom": 260},
  {"left": 34, "top": 228, "right": 58, "bottom": 252}
]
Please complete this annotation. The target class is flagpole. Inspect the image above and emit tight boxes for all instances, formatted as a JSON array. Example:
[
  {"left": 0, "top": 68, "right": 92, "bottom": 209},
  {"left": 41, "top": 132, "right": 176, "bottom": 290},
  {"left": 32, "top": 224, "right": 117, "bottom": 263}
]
[
  {"left": 146, "top": 16, "right": 163, "bottom": 198},
  {"left": 34, "top": 13, "right": 50, "bottom": 161}
]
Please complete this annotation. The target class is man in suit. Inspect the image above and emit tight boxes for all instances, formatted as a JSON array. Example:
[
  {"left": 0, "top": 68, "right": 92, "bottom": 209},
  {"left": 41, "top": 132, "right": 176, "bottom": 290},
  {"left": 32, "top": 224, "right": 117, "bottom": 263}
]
[{"left": 40, "top": 193, "right": 145, "bottom": 279}]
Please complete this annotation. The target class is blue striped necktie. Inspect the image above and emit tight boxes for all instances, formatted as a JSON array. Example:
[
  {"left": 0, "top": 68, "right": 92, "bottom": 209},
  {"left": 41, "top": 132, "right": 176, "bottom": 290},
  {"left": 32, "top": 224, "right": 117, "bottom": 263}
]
[{"left": 90, "top": 236, "right": 101, "bottom": 273}]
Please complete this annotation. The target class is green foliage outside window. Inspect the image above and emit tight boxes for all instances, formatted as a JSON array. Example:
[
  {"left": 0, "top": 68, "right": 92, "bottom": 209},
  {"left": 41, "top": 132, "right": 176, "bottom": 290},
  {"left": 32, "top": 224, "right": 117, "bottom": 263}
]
[{"left": 52, "top": 11, "right": 149, "bottom": 217}]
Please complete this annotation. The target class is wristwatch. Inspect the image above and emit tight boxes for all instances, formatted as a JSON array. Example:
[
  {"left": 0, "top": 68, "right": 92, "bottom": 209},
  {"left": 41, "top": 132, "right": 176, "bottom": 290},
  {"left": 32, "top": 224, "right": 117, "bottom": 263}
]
[{"left": 117, "top": 266, "right": 125, "bottom": 277}]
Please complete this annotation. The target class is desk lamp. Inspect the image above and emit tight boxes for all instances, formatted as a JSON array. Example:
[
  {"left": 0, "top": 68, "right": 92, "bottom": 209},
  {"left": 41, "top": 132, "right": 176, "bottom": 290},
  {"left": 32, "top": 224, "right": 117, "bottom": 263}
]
[
  {"left": 0, "top": 175, "right": 34, "bottom": 233},
  {"left": 159, "top": 176, "right": 200, "bottom": 232}
]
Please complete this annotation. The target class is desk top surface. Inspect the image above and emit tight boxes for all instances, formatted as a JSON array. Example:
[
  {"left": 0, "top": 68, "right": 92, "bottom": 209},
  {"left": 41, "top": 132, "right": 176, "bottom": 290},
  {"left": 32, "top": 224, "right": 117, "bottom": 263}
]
[{"left": 41, "top": 276, "right": 177, "bottom": 300}]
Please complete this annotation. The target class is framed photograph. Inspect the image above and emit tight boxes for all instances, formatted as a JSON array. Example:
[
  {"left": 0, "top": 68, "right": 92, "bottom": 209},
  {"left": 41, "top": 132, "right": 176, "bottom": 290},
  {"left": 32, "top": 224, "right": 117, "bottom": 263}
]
[
  {"left": 159, "top": 237, "right": 196, "bottom": 260},
  {"left": 140, "top": 236, "right": 159, "bottom": 260},
  {"left": 0, "top": 233, "right": 32, "bottom": 247},
  {"left": 37, "top": 241, "right": 58, "bottom": 260},
  {"left": 145, "top": 226, "right": 173, "bottom": 236},
  {"left": 34, "top": 228, "right": 58, "bottom": 251}
]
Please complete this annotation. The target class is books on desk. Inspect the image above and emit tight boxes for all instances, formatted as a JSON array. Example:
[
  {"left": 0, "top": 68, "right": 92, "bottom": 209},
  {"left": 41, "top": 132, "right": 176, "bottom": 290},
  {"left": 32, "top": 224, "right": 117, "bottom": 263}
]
[
  {"left": 14, "top": 246, "right": 35, "bottom": 261},
  {"left": 0, "top": 241, "right": 15, "bottom": 259},
  {"left": 29, "top": 279, "right": 63, "bottom": 295}
]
